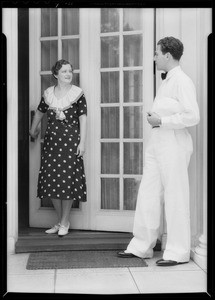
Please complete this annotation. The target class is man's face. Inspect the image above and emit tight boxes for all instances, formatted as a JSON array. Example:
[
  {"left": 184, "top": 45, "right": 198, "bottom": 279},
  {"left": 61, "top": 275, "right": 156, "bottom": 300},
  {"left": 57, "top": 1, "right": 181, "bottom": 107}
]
[{"left": 154, "top": 44, "right": 167, "bottom": 71}]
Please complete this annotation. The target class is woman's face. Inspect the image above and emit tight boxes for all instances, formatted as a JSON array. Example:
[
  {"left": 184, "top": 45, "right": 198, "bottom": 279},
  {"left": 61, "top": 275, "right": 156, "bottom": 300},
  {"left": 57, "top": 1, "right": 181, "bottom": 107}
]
[{"left": 57, "top": 64, "right": 73, "bottom": 84}]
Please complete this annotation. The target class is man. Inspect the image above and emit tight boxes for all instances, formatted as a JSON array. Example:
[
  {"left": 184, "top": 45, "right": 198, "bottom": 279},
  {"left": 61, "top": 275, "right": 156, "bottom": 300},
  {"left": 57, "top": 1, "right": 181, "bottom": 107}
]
[{"left": 117, "top": 37, "right": 200, "bottom": 266}]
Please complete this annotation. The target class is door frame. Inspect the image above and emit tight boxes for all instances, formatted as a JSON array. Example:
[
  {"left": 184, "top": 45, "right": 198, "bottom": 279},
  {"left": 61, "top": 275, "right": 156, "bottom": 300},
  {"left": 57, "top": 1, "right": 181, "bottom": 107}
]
[{"left": 18, "top": 8, "right": 30, "bottom": 229}]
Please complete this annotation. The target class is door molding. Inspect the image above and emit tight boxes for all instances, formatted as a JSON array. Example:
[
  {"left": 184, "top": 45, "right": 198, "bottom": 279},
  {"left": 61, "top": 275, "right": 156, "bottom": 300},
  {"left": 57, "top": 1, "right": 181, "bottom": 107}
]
[{"left": 3, "top": 8, "right": 18, "bottom": 253}]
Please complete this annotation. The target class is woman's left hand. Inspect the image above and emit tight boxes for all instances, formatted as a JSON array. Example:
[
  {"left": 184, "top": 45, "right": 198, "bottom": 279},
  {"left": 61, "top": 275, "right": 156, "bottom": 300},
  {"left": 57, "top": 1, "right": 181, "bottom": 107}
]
[{"left": 76, "top": 142, "right": 85, "bottom": 157}]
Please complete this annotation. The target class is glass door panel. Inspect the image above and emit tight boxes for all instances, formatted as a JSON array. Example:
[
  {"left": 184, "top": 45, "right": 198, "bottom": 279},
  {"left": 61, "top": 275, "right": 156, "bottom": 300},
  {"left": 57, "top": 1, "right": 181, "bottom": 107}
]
[
  {"left": 41, "top": 8, "right": 58, "bottom": 37},
  {"left": 123, "top": 106, "right": 143, "bottom": 138},
  {"left": 62, "top": 39, "right": 79, "bottom": 69},
  {"left": 71, "top": 73, "right": 80, "bottom": 86},
  {"left": 101, "top": 37, "right": 119, "bottom": 68},
  {"left": 123, "top": 35, "right": 143, "bottom": 67},
  {"left": 62, "top": 8, "right": 79, "bottom": 35},
  {"left": 123, "top": 142, "right": 143, "bottom": 174},
  {"left": 41, "top": 74, "right": 56, "bottom": 93},
  {"left": 123, "top": 8, "right": 142, "bottom": 31},
  {"left": 101, "top": 8, "right": 119, "bottom": 33},
  {"left": 101, "top": 143, "right": 119, "bottom": 174},
  {"left": 101, "top": 72, "right": 119, "bottom": 103},
  {"left": 123, "top": 178, "right": 141, "bottom": 210},
  {"left": 40, "top": 74, "right": 56, "bottom": 151},
  {"left": 124, "top": 70, "right": 142, "bottom": 103},
  {"left": 41, "top": 41, "right": 58, "bottom": 71},
  {"left": 101, "top": 107, "right": 119, "bottom": 138},
  {"left": 101, "top": 178, "right": 120, "bottom": 209}
]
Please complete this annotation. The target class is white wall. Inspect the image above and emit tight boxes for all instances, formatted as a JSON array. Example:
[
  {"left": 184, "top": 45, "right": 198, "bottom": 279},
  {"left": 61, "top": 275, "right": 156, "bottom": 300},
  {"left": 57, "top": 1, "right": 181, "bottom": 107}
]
[{"left": 156, "top": 8, "right": 212, "bottom": 248}]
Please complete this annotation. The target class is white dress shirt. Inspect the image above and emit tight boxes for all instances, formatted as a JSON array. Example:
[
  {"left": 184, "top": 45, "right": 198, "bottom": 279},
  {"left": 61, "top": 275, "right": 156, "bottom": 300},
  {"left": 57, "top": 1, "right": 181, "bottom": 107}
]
[{"left": 152, "top": 66, "right": 200, "bottom": 129}]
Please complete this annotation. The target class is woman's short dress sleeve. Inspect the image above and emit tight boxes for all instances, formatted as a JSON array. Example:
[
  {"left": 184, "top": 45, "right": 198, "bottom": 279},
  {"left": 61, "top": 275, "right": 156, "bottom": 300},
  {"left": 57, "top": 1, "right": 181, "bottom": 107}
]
[
  {"left": 77, "top": 95, "right": 87, "bottom": 117},
  {"left": 37, "top": 96, "right": 49, "bottom": 113}
]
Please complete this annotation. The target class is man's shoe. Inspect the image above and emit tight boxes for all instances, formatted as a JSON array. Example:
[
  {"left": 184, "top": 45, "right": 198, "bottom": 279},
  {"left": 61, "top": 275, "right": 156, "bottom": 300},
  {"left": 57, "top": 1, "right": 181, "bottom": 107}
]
[
  {"left": 117, "top": 251, "right": 136, "bottom": 258},
  {"left": 156, "top": 259, "right": 189, "bottom": 266},
  {"left": 58, "top": 222, "right": 70, "bottom": 237},
  {"left": 45, "top": 223, "right": 61, "bottom": 234}
]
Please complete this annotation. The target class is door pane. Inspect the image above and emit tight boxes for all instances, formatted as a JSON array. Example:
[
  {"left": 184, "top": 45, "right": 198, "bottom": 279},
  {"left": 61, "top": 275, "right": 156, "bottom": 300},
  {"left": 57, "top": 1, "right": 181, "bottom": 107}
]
[
  {"left": 124, "top": 35, "right": 143, "bottom": 67},
  {"left": 41, "top": 41, "right": 58, "bottom": 71},
  {"left": 101, "top": 72, "right": 119, "bottom": 103},
  {"left": 124, "top": 71, "right": 142, "bottom": 103},
  {"left": 62, "top": 39, "right": 79, "bottom": 70},
  {"left": 101, "top": 178, "right": 119, "bottom": 209},
  {"left": 41, "top": 75, "right": 56, "bottom": 94},
  {"left": 72, "top": 73, "right": 80, "bottom": 86},
  {"left": 123, "top": 178, "right": 141, "bottom": 210},
  {"left": 123, "top": 8, "right": 142, "bottom": 31},
  {"left": 101, "top": 107, "right": 119, "bottom": 138},
  {"left": 101, "top": 37, "right": 119, "bottom": 68},
  {"left": 124, "top": 142, "right": 143, "bottom": 174},
  {"left": 62, "top": 8, "right": 79, "bottom": 35},
  {"left": 101, "top": 143, "right": 119, "bottom": 174},
  {"left": 41, "top": 8, "right": 58, "bottom": 37},
  {"left": 101, "top": 8, "right": 119, "bottom": 33},
  {"left": 124, "top": 106, "right": 143, "bottom": 138}
]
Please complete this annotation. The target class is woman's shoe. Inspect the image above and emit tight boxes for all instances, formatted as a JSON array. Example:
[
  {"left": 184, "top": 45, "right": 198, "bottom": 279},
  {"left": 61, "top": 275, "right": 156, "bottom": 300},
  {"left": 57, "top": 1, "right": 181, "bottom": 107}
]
[
  {"left": 45, "top": 223, "right": 61, "bottom": 234},
  {"left": 58, "top": 222, "right": 70, "bottom": 237}
]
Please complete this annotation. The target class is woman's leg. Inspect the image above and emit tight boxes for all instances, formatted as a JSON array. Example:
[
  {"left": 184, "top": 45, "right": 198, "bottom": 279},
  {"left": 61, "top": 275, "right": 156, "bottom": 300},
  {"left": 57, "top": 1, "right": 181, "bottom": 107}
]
[
  {"left": 60, "top": 199, "right": 74, "bottom": 227},
  {"left": 51, "top": 199, "right": 62, "bottom": 224}
]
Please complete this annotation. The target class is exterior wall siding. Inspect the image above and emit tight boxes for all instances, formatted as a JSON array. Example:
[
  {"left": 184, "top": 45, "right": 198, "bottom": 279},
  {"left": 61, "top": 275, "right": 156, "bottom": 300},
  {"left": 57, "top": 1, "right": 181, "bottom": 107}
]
[{"left": 156, "top": 8, "right": 211, "bottom": 250}]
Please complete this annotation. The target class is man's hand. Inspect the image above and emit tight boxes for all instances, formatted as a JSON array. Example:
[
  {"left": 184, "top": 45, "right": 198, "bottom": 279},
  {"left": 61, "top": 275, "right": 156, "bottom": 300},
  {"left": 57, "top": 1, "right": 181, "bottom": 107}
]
[{"left": 147, "top": 112, "right": 162, "bottom": 127}]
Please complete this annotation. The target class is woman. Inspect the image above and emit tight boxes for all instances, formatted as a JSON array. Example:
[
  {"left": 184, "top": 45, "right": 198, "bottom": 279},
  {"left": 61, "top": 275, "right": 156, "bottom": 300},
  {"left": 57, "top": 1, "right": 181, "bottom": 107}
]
[{"left": 29, "top": 59, "right": 87, "bottom": 237}]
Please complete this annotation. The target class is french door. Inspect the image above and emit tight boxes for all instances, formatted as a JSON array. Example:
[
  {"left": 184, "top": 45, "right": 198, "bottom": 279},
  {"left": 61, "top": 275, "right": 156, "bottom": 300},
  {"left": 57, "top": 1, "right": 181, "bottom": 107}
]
[{"left": 29, "top": 8, "right": 154, "bottom": 231}]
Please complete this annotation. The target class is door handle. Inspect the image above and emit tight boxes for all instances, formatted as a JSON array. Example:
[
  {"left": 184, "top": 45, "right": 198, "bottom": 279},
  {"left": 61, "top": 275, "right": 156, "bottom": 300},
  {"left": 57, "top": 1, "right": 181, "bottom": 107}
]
[{"left": 30, "top": 110, "right": 35, "bottom": 142}]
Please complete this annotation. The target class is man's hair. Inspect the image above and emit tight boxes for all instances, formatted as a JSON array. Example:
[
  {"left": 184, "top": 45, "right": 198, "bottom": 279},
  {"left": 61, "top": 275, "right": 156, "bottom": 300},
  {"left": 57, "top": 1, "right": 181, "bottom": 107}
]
[
  {"left": 157, "top": 37, "right": 184, "bottom": 61},
  {"left": 51, "top": 59, "right": 73, "bottom": 78}
]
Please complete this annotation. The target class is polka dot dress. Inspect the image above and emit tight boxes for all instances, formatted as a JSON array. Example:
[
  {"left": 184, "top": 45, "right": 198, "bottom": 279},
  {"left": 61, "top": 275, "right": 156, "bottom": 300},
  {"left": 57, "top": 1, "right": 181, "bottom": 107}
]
[{"left": 36, "top": 88, "right": 87, "bottom": 202}]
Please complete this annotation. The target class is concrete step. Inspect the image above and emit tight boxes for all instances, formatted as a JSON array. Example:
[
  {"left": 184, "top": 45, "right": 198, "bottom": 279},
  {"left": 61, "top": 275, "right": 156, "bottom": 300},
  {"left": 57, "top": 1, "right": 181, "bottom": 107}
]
[{"left": 15, "top": 228, "right": 161, "bottom": 253}]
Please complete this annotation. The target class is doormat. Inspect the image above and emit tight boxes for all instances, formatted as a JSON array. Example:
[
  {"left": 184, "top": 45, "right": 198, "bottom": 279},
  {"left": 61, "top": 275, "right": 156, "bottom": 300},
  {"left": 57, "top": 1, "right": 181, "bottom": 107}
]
[{"left": 26, "top": 250, "right": 148, "bottom": 269}]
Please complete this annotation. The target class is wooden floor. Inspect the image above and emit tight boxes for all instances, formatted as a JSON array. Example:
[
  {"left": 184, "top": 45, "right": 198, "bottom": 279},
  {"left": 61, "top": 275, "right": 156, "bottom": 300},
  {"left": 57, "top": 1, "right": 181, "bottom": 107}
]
[{"left": 15, "top": 228, "right": 161, "bottom": 253}]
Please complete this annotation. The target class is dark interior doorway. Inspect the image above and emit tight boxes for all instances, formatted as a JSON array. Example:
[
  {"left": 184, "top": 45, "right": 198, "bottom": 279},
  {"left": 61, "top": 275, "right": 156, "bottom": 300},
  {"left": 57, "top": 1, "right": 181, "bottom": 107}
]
[{"left": 18, "top": 8, "right": 29, "bottom": 230}]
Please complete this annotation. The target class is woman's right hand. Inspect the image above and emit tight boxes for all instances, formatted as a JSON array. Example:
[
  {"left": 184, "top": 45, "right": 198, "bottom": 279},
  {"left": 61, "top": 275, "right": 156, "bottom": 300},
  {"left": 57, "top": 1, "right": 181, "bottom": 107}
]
[{"left": 29, "top": 128, "right": 40, "bottom": 139}]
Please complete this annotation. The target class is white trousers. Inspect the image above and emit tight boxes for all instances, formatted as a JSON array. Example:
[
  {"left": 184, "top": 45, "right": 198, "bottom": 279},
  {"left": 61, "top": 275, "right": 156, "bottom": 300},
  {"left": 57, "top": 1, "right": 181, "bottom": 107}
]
[{"left": 126, "top": 128, "right": 193, "bottom": 262}]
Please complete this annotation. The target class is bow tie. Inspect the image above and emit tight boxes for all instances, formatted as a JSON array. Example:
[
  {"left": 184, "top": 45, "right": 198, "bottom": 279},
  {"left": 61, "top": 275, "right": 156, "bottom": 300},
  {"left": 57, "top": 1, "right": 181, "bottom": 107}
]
[{"left": 161, "top": 72, "right": 168, "bottom": 80}]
